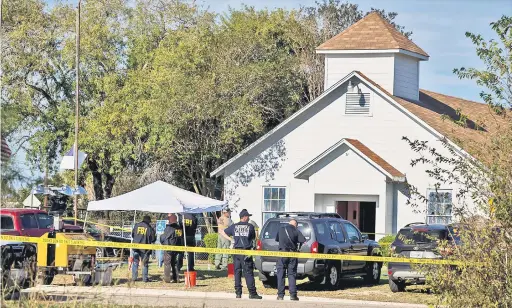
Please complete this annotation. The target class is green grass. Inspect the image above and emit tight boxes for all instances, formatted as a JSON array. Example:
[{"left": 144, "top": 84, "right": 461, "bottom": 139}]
[{"left": 107, "top": 263, "right": 436, "bottom": 305}]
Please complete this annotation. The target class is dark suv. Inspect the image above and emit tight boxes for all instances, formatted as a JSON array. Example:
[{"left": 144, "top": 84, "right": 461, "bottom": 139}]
[
  {"left": 255, "top": 213, "right": 382, "bottom": 289},
  {"left": 387, "top": 223, "right": 459, "bottom": 292}
]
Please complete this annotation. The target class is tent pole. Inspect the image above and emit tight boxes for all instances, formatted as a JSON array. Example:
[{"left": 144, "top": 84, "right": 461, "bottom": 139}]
[
  {"left": 182, "top": 214, "right": 190, "bottom": 287},
  {"left": 130, "top": 210, "right": 137, "bottom": 258},
  {"left": 131, "top": 210, "right": 137, "bottom": 242},
  {"left": 83, "top": 211, "right": 88, "bottom": 234}
]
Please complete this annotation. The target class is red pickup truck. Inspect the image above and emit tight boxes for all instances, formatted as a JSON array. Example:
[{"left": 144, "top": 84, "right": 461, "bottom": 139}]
[{"left": 0, "top": 208, "right": 82, "bottom": 237}]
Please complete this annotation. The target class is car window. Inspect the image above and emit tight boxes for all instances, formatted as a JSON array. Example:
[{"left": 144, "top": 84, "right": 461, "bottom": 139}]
[
  {"left": 314, "top": 221, "right": 329, "bottom": 241},
  {"left": 36, "top": 213, "right": 53, "bottom": 229},
  {"left": 447, "top": 226, "right": 461, "bottom": 244},
  {"left": 1, "top": 216, "right": 15, "bottom": 230},
  {"left": 297, "top": 222, "right": 311, "bottom": 241},
  {"left": 396, "top": 228, "right": 446, "bottom": 244},
  {"left": 344, "top": 223, "right": 360, "bottom": 241},
  {"left": 327, "top": 221, "right": 345, "bottom": 243},
  {"left": 20, "top": 214, "right": 39, "bottom": 229},
  {"left": 262, "top": 221, "right": 282, "bottom": 240},
  {"left": 262, "top": 221, "right": 311, "bottom": 241}
]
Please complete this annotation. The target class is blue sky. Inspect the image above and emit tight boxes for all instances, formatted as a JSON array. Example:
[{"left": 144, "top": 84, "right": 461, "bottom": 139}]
[
  {"left": 203, "top": 0, "right": 510, "bottom": 102},
  {"left": 16, "top": 0, "right": 510, "bottom": 182},
  {"left": 47, "top": 0, "right": 509, "bottom": 101}
]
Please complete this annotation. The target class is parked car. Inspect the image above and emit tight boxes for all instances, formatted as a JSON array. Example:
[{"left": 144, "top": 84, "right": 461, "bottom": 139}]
[
  {"left": 255, "top": 212, "right": 382, "bottom": 289},
  {"left": 0, "top": 208, "right": 83, "bottom": 237},
  {"left": 387, "top": 222, "right": 459, "bottom": 292}
]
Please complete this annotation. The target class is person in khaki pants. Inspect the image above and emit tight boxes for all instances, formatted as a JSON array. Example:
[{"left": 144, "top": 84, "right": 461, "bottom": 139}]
[{"left": 215, "top": 208, "right": 233, "bottom": 269}]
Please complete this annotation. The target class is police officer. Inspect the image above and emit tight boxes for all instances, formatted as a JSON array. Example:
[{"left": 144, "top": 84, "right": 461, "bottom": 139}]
[
  {"left": 178, "top": 213, "right": 197, "bottom": 271},
  {"left": 160, "top": 214, "right": 183, "bottom": 283},
  {"left": 220, "top": 209, "right": 262, "bottom": 300},
  {"left": 131, "top": 215, "right": 156, "bottom": 282},
  {"left": 275, "top": 219, "right": 306, "bottom": 301}
]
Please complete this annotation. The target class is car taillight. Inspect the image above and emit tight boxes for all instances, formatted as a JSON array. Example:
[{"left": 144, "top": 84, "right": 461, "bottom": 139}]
[
  {"left": 256, "top": 240, "right": 262, "bottom": 250},
  {"left": 311, "top": 241, "right": 319, "bottom": 253}
]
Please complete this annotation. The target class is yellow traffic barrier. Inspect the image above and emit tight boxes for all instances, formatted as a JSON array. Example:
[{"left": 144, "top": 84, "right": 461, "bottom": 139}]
[{"left": 1, "top": 235, "right": 468, "bottom": 266}]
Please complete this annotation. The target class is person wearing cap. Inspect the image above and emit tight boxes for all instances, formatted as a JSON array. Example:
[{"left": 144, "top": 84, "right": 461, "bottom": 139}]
[
  {"left": 160, "top": 214, "right": 184, "bottom": 283},
  {"left": 275, "top": 219, "right": 306, "bottom": 301},
  {"left": 220, "top": 209, "right": 262, "bottom": 300},
  {"left": 215, "top": 208, "right": 233, "bottom": 270},
  {"left": 131, "top": 215, "right": 156, "bottom": 282}
]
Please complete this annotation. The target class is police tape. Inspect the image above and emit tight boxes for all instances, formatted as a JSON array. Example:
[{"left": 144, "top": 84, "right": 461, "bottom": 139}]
[{"left": 0, "top": 235, "right": 468, "bottom": 266}]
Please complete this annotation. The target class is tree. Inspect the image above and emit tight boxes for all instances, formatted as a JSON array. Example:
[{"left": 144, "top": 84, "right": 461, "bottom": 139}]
[
  {"left": 4, "top": 0, "right": 412, "bottom": 205},
  {"left": 292, "top": 0, "right": 412, "bottom": 101},
  {"left": 404, "top": 15, "right": 511, "bottom": 307},
  {"left": 2, "top": 0, "right": 130, "bottom": 200}
]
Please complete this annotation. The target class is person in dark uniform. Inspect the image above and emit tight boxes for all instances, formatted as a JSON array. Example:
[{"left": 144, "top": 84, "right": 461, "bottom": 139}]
[
  {"left": 220, "top": 209, "right": 262, "bottom": 300},
  {"left": 131, "top": 215, "right": 156, "bottom": 282},
  {"left": 178, "top": 213, "right": 197, "bottom": 271},
  {"left": 275, "top": 219, "right": 306, "bottom": 301},
  {"left": 160, "top": 214, "right": 183, "bottom": 283}
]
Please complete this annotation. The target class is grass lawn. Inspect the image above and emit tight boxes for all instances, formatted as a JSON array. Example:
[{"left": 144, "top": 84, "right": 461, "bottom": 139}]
[{"left": 107, "top": 262, "right": 437, "bottom": 306}]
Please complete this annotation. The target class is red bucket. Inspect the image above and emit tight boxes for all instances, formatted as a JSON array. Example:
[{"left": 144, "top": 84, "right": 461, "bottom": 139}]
[
  {"left": 227, "top": 263, "right": 234, "bottom": 278},
  {"left": 185, "top": 271, "right": 197, "bottom": 287}
]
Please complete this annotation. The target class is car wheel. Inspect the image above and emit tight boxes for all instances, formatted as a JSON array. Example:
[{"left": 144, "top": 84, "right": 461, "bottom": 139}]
[
  {"left": 389, "top": 278, "right": 406, "bottom": 292},
  {"left": 364, "top": 262, "right": 382, "bottom": 285},
  {"left": 325, "top": 262, "right": 341, "bottom": 290},
  {"left": 262, "top": 275, "right": 278, "bottom": 289}
]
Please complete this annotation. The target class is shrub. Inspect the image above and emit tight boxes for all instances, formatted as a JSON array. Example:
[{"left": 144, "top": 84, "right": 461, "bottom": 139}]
[
  {"left": 203, "top": 233, "right": 218, "bottom": 265},
  {"left": 378, "top": 235, "right": 396, "bottom": 257}
]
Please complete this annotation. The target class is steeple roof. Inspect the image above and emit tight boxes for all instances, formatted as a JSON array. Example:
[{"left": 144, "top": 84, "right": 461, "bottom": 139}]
[{"left": 317, "top": 12, "right": 429, "bottom": 58}]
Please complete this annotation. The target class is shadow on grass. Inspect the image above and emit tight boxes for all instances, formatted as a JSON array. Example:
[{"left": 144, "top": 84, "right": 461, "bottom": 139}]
[
  {"left": 297, "top": 277, "right": 431, "bottom": 294},
  {"left": 112, "top": 269, "right": 228, "bottom": 286}
]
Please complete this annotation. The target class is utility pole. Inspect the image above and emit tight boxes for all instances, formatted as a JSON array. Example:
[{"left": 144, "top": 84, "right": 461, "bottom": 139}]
[{"left": 74, "top": 0, "right": 81, "bottom": 223}]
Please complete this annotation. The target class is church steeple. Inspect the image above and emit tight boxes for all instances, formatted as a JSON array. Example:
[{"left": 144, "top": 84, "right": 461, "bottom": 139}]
[{"left": 316, "top": 12, "right": 429, "bottom": 101}]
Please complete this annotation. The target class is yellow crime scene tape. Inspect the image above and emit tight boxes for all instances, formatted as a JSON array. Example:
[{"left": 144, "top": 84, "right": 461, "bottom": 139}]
[{"left": 1, "top": 235, "right": 468, "bottom": 266}]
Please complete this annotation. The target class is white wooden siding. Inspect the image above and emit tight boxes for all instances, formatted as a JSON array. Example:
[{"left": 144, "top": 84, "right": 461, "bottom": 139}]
[
  {"left": 325, "top": 54, "right": 395, "bottom": 93},
  {"left": 394, "top": 54, "right": 420, "bottom": 101},
  {"left": 224, "top": 76, "right": 468, "bottom": 233}
]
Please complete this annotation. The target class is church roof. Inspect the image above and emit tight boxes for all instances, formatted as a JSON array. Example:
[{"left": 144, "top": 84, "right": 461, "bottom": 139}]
[{"left": 317, "top": 12, "right": 429, "bottom": 58}]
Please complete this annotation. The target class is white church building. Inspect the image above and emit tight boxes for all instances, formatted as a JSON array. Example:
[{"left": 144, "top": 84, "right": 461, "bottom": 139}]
[{"left": 211, "top": 12, "right": 495, "bottom": 238}]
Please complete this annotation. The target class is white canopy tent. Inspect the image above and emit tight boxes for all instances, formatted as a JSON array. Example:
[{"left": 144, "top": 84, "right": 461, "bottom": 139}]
[
  {"left": 86, "top": 180, "right": 228, "bottom": 279},
  {"left": 87, "top": 180, "right": 227, "bottom": 213}
]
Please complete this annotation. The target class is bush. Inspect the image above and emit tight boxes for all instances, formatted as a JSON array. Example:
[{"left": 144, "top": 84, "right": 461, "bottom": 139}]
[
  {"left": 203, "top": 233, "right": 218, "bottom": 265},
  {"left": 378, "top": 235, "right": 396, "bottom": 257}
]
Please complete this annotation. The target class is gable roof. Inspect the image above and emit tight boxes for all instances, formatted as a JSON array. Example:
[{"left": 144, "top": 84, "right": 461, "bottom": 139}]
[
  {"left": 316, "top": 12, "right": 429, "bottom": 58},
  {"left": 211, "top": 71, "right": 499, "bottom": 177},
  {"left": 294, "top": 138, "right": 406, "bottom": 182},
  {"left": 394, "top": 90, "right": 508, "bottom": 157}
]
